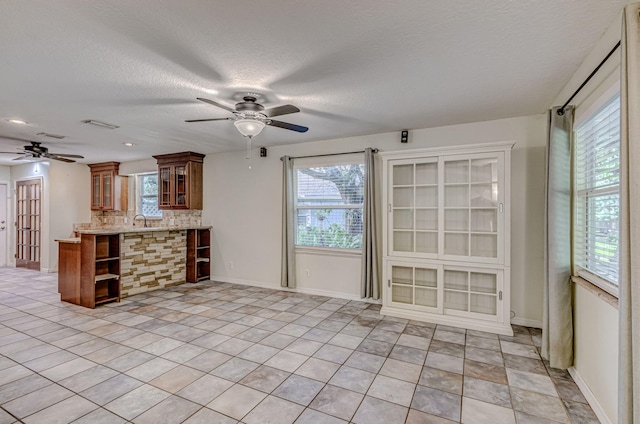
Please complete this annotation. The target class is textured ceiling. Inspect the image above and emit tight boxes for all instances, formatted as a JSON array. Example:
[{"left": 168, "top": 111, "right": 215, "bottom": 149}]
[{"left": 0, "top": 0, "right": 629, "bottom": 164}]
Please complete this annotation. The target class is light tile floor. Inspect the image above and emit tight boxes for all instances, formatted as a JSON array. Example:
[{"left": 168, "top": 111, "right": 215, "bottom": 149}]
[{"left": 0, "top": 267, "right": 599, "bottom": 423}]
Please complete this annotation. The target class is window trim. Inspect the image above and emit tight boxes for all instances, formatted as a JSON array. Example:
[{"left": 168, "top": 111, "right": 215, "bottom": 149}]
[
  {"left": 572, "top": 84, "right": 621, "bottom": 298},
  {"left": 135, "top": 172, "right": 162, "bottom": 218},
  {"left": 293, "top": 156, "right": 365, "bottom": 251}
]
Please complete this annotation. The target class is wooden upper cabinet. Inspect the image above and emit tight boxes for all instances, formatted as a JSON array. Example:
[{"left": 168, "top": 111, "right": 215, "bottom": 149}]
[
  {"left": 88, "top": 162, "right": 128, "bottom": 211},
  {"left": 153, "top": 152, "right": 204, "bottom": 210}
]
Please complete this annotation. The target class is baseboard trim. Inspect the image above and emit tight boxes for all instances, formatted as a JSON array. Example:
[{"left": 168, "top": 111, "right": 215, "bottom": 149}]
[
  {"left": 210, "top": 275, "right": 381, "bottom": 304},
  {"left": 568, "top": 366, "right": 613, "bottom": 424},
  {"left": 511, "top": 317, "right": 542, "bottom": 329}
]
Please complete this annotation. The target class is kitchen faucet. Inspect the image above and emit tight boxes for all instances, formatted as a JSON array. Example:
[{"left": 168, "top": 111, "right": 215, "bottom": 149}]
[{"left": 132, "top": 214, "right": 148, "bottom": 228}]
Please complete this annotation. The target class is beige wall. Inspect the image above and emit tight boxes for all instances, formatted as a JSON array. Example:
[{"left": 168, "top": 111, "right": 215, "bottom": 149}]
[
  {"left": 202, "top": 114, "right": 547, "bottom": 323},
  {"left": 8, "top": 161, "right": 90, "bottom": 272},
  {"left": 48, "top": 161, "right": 91, "bottom": 271}
]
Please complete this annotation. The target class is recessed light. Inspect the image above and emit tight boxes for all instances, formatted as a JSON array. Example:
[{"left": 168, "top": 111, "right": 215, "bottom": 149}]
[
  {"left": 8, "top": 119, "right": 27, "bottom": 125},
  {"left": 123, "top": 142, "right": 136, "bottom": 147}
]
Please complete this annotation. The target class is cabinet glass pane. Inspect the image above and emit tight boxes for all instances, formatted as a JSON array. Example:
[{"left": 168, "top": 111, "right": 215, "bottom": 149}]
[
  {"left": 470, "top": 184, "right": 497, "bottom": 207},
  {"left": 470, "top": 272, "right": 497, "bottom": 294},
  {"left": 470, "top": 234, "right": 498, "bottom": 258},
  {"left": 416, "top": 186, "right": 437, "bottom": 207},
  {"left": 416, "top": 288, "right": 437, "bottom": 307},
  {"left": 159, "top": 167, "right": 171, "bottom": 206},
  {"left": 103, "top": 174, "right": 112, "bottom": 208},
  {"left": 471, "top": 158, "right": 498, "bottom": 183},
  {"left": 416, "top": 162, "right": 437, "bottom": 185},
  {"left": 445, "top": 209, "right": 469, "bottom": 231},
  {"left": 175, "top": 166, "right": 187, "bottom": 206},
  {"left": 444, "top": 185, "right": 469, "bottom": 207},
  {"left": 444, "top": 233, "right": 469, "bottom": 256},
  {"left": 393, "top": 187, "right": 414, "bottom": 208},
  {"left": 416, "top": 209, "right": 437, "bottom": 230},
  {"left": 444, "top": 270, "right": 468, "bottom": 290},
  {"left": 393, "top": 210, "right": 413, "bottom": 230},
  {"left": 393, "top": 231, "right": 414, "bottom": 252},
  {"left": 415, "top": 268, "right": 437, "bottom": 287},
  {"left": 416, "top": 232, "right": 437, "bottom": 254},
  {"left": 391, "top": 266, "right": 413, "bottom": 285},
  {"left": 445, "top": 291, "right": 468, "bottom": 311},
  {"left": 393, "top": 164, "right": 413, "bottom": 186},
  {"left": 470, "top": 294, "right": 496, "bottom": 315},
  {"left": 392, "top": 285, "right": 413, "bottom": 304},
  {"left": 92, "top": 175, "right": 101, "bottom": 207},
  {"left": 445, "top": 160, "right": 469, "bottom": 183},
  {"left": 470, "top": 209, "right": 497, "bottom": 232}
]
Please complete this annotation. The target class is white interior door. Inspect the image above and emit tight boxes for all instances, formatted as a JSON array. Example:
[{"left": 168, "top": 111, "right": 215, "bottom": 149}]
[{"left": 0, "top": 184, "right": 7, "bottom": 266}]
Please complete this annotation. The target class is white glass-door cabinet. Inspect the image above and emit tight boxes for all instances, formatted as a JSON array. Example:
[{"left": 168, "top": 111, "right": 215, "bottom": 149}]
[{"left": 380, "top": 142, "right": 513, "bottom": 335}]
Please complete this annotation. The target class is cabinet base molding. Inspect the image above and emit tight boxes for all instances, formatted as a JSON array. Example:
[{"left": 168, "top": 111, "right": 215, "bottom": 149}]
[{"left": 381, "top": 306, "right": 514, "bottom": 336}]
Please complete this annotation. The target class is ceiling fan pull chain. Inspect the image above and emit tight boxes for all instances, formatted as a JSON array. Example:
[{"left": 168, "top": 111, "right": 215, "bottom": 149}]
[{"left": 246, "top": 136, "right": 252, "bottom": 169}]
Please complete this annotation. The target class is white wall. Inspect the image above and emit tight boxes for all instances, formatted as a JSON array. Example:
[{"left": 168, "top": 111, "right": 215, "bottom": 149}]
[
  {"left": 573, "top": 284, "right": 619, "bottom": 422},
  {"left": 203, "top": 113, "right": 547, "bottom": 321},
  {"left": 552, "top": 12, "right": 622, "bottom": 424}
]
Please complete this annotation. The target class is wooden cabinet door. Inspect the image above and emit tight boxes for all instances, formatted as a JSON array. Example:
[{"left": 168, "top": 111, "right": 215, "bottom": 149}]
[{"left": 158, "top": 165, "right": 172, "bottom": 209}]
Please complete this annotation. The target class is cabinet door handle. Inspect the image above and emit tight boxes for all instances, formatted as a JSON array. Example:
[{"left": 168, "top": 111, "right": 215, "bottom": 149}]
[
  {"left": 499, "top": 203, "right": 504, "bottom": 213},
  {"left": 388, "top": 279, "right": 391, "bottom": 288},
  {"left": 388, "top": 204, "right": 392, "bottom": 213}
]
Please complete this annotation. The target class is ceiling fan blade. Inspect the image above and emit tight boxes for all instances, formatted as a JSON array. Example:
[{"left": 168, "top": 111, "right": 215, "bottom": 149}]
[
  {"left": 47, "top": 155, "right": 75, "bottom": 163},
  {"left": 196, "top": 97, "right": 236, "bottom": 113},
  {"left": 267, "top": 120, "right": 309, "bottom": 133},
  {"left": 48, "top": 153, "right": 85, "bottom": 158},
  {"left": 185, "top": 117, "right": 232, "bottom": 123},
  {"left": 12, "top": 155, "right": 34, "bottom": 161},
  {"left": 0, "top": 151, "right": 24, "bottom": 155},
  {"left": 263, "top": 104, "right": 300, "bottom": 118}
]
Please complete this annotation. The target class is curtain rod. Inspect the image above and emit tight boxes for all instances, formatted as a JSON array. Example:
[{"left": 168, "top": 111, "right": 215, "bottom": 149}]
[
  {"left": 280, "top": 148, "right": 379, "bottom": 161},
  {"left": 557, "top": 41, "right": 621, "bottom": 116}
]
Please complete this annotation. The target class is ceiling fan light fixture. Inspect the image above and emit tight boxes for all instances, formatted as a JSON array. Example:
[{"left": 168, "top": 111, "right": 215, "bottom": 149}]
[{"left": 234, "top": 118, "right": 265, "bottom": 138}]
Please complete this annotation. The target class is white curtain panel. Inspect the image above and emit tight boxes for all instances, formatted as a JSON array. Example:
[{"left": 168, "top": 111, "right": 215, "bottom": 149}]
[
  {"left": 281, "top": 156, "right": 296, "bottom": 288},
  {"left": 542, "top": 106, "right": 574, "bottom": 369},
  {"left": 619, "top": 4, "right": 640, "bottom": 423},
  {"left": 361, "top": 148, "right": 380, "bottom": 299}
]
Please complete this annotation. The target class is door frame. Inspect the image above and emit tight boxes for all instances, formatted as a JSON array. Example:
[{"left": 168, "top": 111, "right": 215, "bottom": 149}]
[{"left": 0, "top": 181, "right": 8, "bottom": 267}]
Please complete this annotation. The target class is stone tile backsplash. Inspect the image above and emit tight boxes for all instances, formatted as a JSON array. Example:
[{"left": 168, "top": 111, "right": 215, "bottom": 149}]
[{"left": 73, "top": 210, "right": 202, "bottom": 232}]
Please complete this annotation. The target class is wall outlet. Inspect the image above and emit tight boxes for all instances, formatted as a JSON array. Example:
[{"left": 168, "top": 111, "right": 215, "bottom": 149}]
[
  {"left": 305, "top": 269, "right": 310, "bottom": 277},
  {"left": 124, "top": 217, "right": 128, "bottom": 224},
  {"left": 169, "top": 218, "right": 175, "bottom": 226},
  {"left": 102, "top": 217, "right": 107, "bottom": 224},
  {"left": 228, "top": 261, "right": 234, "bottom": 269}
]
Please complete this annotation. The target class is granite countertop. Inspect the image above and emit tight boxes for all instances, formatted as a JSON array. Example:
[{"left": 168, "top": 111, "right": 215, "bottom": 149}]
[
  {"left": 76, "top": 226, "right": 211, "bottom": 235},
  {"left": 55, "top": 237, "right": 81, "bottom": 244}
]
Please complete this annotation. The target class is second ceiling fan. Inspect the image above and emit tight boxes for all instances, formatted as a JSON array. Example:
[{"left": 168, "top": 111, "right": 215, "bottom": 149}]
[{"left": 185, "top": 95, "right": 308, "bottom": 138}]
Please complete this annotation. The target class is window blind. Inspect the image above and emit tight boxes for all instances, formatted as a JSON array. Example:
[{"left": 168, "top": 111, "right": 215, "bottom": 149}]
[
  {"left": 295, "top": 164, "right": 364, "bottom": 249},
  {"left": 574, "top": 93, "right": 620, "bottom": 289}
]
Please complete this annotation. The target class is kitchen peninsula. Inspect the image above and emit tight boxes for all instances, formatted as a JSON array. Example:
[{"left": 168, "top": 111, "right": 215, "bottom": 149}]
[{"left": 57, "top": 226, "right": 211, "bottom": 308}]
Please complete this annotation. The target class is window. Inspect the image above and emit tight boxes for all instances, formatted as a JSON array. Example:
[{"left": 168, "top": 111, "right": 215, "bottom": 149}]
[
  {"left": 295, "top": 162, "right": 365, "bottom": 249},
  {"left": 574, "top": 92, "right": 620, "bottom": 294},
  {"left": 137, "top": 173, "right": 161, "bottom": 218}
]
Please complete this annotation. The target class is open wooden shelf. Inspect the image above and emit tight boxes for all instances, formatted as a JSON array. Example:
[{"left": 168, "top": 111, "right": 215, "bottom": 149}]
[{"left": 187, "top": 228, "right": 210, "bottom": 282}]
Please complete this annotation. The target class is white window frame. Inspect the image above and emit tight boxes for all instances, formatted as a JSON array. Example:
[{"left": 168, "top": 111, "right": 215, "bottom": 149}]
[
  {"left": 573, "top": 81, "right": 621, "bottom": 297},
  {"left": 293, "top": 154, "right": 364, "bottom": 255},
  {"left": 135, "top": 172, "right": 162, "bottom": 218}
]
